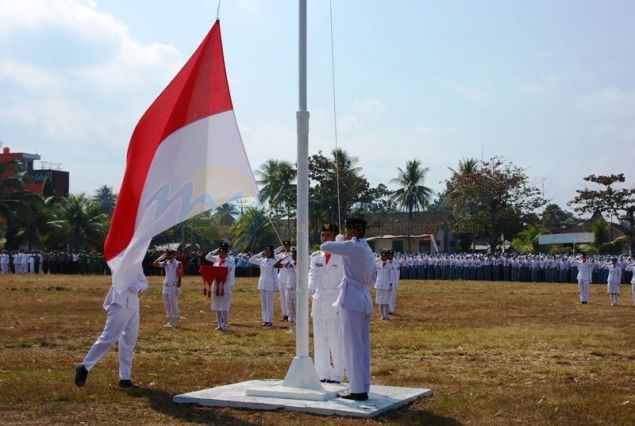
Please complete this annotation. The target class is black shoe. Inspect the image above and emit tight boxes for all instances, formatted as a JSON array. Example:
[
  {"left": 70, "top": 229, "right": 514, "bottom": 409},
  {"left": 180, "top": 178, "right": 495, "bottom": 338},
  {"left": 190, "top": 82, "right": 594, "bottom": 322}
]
[
  {"left": 265, "top": 322, "right": 273, "bottom": 327},
  {"left": 119, "top": 379, "right": 140, "bottom": 389},
  {"left": 327, "top": 380, "right": 341, "bottom": 384},
  {"left": 320, "top": 379, "right": 328, "bottom": 383},
  {"left": 282, "top": 316, "right": 289, "bottom": 321},
  {"left": 75, "top": 364, "right": 88, "bottom": 387},
  {"left": 581, "top": 301, "right": 588, "bottom": 304},
  {"left": 338, "top": 392, "right": 368, "bottom": 401}
]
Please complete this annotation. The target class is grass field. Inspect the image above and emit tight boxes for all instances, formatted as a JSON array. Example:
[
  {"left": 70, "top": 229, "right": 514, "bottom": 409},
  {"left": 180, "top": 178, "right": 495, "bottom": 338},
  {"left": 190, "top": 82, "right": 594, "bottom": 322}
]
[{"left": 1, "top": 273, "right": 634, "bottom": 425}]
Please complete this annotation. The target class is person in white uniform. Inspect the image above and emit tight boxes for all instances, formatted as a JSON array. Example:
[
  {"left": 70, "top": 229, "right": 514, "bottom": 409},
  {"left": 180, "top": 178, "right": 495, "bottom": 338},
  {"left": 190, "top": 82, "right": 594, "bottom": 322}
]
[
  {"left": 274, "top": 240, "right": 293, "bottom": 321},
  {"left": 571, "top": 253, "right": 594, "bottom": 304},
  {"left": 0, "top": 250, "right": 9, "bottom": 274},
  {"left": 387, "top": 250, "right": 400, "bottom": 315},
  {"left": 374, "top": 250, "right": 392, "bottom": 320},
  {"left": 309, "top": 223, "right": 345, "bottom": 384},
  {"left": 153, "top": 249, "right": 183, "bottom": 328},
  {"left": 625, "top": 256, "right": 635, "bottom": 305},
  {"left": 320, "top": 217, "right": 376, "bottom": 401},
  {"left": 601, "top": 257, "right": 623, "bottom": 306},
  {"left": 283, "top": 249, "right": 297, "bottom": 333},
  {"left": 75, "top": 268, "right": 148, "bottom": 388},
  {"left": 249, "top": 245, "right": 278, "bottom": 327},
  {"left": 205, "top": 243, "right": 235, "bottom": 331}
]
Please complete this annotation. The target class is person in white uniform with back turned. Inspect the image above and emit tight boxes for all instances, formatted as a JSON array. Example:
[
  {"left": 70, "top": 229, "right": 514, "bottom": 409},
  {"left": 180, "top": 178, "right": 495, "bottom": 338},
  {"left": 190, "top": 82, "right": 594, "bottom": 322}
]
[
  {"left": 309, "top": 223, "right": 345, "bottom": 384},
  {"left": 75, "top": 267, "right": 148, "bottom": 388},
  {"left": 320, "top": 217, "right": 376, "bottom": 401}
]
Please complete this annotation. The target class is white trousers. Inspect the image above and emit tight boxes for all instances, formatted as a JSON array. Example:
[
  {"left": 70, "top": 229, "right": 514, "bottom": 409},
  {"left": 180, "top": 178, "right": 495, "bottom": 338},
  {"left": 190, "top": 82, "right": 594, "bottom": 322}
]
[
  {"left": 389, "top": 283, "right": 398, "bottom": 313},
  {"left": 313, "top": 317, "right": 344, "bottom": 382},
  {"left": 82, "top": 303, "right": 139, "bottom": 380},
  {"left": 278, "top": 280, "right": 288, "bottom": 317},
  {"left": 578, "top": 279, "right": 590, "bottom": 303},
  {"left": 260, "top": 290, "right": 274, "bottom": 323},
  {"left": 340, "top": 308, "right": 371, "bottom": 393},
  {"left": 163, "top": 287, "right": 179, "bottom": 319}
]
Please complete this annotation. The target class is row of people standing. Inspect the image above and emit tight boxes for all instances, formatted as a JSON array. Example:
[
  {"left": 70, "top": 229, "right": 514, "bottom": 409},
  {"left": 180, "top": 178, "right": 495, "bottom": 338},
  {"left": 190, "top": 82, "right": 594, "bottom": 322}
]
[
  {"left": 0, "top": 250, "right": 105, "bottom": 275},
  {"left": 394, "top": 252, "right": 635, "bottom": 284}
]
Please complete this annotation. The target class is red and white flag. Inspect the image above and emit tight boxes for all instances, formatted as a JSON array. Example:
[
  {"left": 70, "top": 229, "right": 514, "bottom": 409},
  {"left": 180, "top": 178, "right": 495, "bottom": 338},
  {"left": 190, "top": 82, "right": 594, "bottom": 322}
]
[{"left": 105, "top": 20, "right": 258, "bottom": 291}]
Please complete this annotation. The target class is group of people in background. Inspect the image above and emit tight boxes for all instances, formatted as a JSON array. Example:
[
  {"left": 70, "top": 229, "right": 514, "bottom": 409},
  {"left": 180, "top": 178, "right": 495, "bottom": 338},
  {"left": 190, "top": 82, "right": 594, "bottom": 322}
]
[
  {"left": 0, "top": 249, "right": 106, "bottom": 275},
  {"left": 72, "top": 216, "right": 634, "bottom": 401}
]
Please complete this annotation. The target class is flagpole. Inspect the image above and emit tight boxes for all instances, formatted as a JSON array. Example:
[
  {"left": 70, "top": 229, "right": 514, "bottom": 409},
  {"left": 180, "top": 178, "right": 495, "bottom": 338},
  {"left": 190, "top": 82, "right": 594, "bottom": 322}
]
[
  {"left": 295, "top": 0, "right": 309, "bottom": 359},
  {"left": 277, "top": 0, "right": 326, "bottom": 394}
]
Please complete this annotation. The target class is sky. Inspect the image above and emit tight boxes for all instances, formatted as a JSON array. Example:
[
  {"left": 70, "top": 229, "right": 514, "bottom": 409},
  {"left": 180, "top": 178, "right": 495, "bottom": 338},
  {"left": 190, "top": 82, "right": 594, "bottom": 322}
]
[{"left": 0, "top": 0, "right": 634, "bottom": 213}]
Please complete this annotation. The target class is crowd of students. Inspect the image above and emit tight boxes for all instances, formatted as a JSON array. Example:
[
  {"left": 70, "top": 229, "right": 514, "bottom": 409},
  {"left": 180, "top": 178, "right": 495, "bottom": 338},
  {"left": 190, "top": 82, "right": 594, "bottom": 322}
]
[{"left": 4, "top": 248, "right": 634, "bottom": 289}]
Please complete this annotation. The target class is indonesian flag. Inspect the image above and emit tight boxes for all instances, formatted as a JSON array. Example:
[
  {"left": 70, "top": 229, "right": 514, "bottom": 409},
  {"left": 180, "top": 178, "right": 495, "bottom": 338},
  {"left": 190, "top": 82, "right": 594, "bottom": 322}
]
[{"left": 105, "top": 20, "right": 258, "bottom": 292}]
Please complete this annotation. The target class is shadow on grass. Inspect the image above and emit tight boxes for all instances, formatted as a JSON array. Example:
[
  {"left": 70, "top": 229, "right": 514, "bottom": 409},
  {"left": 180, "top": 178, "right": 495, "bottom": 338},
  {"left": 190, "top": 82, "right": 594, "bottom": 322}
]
[
  {"left": 128, "top": 387, "right": 254, "bottom": 425},
  {"left": 129, "top": 386, "right": 463, "bottom": 425},
  {"left": 383, "top": 407, "right": 464, "bottom": 425}
]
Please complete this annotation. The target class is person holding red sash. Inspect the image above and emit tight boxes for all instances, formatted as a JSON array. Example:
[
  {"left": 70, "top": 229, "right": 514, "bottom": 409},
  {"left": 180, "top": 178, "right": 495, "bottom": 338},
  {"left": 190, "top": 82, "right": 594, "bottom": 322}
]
[{"left": 204, "top": 243, "right": 235, "bottom": 331}]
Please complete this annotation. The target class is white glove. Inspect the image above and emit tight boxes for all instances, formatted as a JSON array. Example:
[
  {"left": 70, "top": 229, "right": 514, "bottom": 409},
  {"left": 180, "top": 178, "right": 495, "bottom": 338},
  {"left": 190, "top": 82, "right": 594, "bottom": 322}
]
[{"left": 335, "top": 234, "right": 345, "bottom": 242}]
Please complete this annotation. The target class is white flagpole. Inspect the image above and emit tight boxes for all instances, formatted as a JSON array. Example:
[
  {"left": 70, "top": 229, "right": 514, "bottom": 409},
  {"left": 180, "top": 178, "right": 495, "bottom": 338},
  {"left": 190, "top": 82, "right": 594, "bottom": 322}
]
[
  {"left": 295, "top": 0, "right": 309, "bottom": 359},
  {"left": 278, "top": 0, "right": 325, "bottom": 393}
]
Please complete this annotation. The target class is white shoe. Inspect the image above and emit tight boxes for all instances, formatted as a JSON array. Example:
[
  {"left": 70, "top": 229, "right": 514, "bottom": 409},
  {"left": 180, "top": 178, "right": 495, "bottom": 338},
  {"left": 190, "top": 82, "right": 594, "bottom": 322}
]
[{"left": 164, "top": 322, "right": 173, "bottom": 328}]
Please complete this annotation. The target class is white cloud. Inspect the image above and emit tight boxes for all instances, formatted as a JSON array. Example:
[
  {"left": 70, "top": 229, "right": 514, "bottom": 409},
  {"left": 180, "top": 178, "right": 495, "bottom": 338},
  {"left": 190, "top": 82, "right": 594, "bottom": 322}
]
[
  {"left": 0, "top": 58, "right": 64, "bottom": 92},
  {"left": 440, "top": 80, "right": 492, "bottom": 105},
  {"left": 575, "top": 87, "right": 635, "bottom": 120}
]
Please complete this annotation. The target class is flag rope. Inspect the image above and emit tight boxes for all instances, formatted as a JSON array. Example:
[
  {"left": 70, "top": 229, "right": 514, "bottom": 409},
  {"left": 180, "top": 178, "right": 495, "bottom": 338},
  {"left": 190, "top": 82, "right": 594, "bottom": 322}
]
[{"left": 329, "top": 0, "right": 343, "bottom": 229}]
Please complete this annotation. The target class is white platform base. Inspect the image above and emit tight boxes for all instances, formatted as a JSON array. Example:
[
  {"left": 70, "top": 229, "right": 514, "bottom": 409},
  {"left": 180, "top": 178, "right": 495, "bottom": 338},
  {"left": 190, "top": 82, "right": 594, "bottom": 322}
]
[{"left": 173, "top": 379, "right": 433, "bottom": 418}]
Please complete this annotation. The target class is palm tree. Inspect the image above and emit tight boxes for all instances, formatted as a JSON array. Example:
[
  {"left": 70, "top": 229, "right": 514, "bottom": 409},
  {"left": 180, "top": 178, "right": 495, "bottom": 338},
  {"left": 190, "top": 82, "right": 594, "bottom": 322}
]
[
  {"left": 212, "top": 203, "right": 238, "bottom": 226},
  {"left": 12, "top": 196, "right": 62, "bottom": 250},
  {"left": 56, "top": 194, "right": 109, "bottom": 251},
  {"left": 309, "top": 148, "right": 369, "bottom": 228},
  {"left": 0, "top": 159, "right": 47, "bottom": 248},
  {"left": 93, "top": 185, "right": 117, "bottom": 215},
  {"left": 255, "top": 160, "right": 296, "bottom": 210},
  {"left": 230, "top": 206, "right": 276, "bottom": 252},
  {"left": 255, "top": 159, "right": 297, "bottom": 238},
  {"left": 390, "top": 159, "right": 434, "bottom": 251},
  {"left": 448, "top": 157, "right": 478, "bottom": 175}
]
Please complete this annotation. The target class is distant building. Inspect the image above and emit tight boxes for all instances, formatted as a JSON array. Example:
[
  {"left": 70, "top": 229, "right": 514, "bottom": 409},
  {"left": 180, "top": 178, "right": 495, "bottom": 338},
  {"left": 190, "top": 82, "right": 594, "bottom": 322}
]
[
  {"left": 538, "top": 211, "right": 629, "bottom": 249},
  {"left": 0, "top": 146, "right": 69, "bottom": 197},
  {"left": 364, "top": 212, "right": 451, "bottom": 254}
]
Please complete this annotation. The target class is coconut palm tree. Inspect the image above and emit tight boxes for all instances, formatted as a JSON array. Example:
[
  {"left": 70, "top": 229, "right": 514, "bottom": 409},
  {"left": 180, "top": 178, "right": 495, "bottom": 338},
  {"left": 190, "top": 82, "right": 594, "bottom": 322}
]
[
  {"left": 0, "top": 159, "right": 47, "bottom": 248},
  {"left": 390, "top": 159, "right": 434, "bottom": 251},
  {"left": 448, "top": 157, "right": 478, "bottom": 175},
  {"left": 56, "top": 194, "right": 109, "bottom": 251},
  {"left": 255, "top": 159, "right": 297, "bottom": 218},
  {"left": 230, "top": 206, "right": 276, "bottom": 252},
  {"left": 93, "top": 185, "right": 117, "bottom": 215},
  {"left": 212, "top": 203, "right": 238, "bottom": 226},
  {"left": 309, "top": 148, "right": 369, "bottom": 227}
]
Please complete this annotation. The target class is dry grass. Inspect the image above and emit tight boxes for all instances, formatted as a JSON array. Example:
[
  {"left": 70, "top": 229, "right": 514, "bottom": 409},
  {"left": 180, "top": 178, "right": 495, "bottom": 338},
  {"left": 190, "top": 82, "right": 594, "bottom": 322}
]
[{"left": 1, "top": 274, "right": 634, "bottom": 425}]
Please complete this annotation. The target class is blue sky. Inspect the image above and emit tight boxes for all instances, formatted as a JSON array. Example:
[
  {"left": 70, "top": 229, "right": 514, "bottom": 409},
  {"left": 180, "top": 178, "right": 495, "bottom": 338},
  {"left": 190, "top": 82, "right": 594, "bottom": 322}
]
[{"left": 0, "top": 0, "right": 633, "bottom": 213}]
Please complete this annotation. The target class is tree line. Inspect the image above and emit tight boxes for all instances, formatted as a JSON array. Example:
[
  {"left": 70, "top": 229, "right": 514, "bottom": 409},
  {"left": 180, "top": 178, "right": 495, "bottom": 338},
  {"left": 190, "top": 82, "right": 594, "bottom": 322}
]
[{"left": 1, "top": 150, "right": 633, "bottom": 255}]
